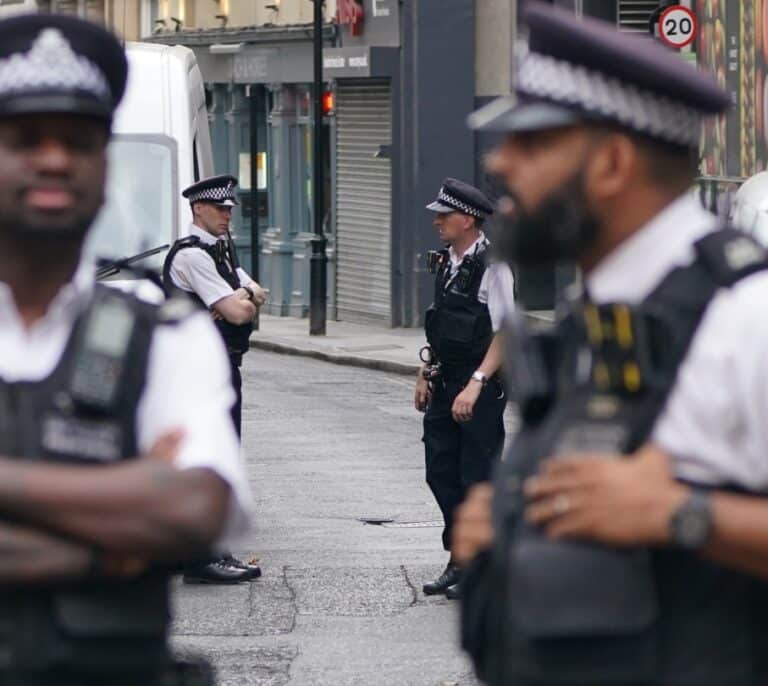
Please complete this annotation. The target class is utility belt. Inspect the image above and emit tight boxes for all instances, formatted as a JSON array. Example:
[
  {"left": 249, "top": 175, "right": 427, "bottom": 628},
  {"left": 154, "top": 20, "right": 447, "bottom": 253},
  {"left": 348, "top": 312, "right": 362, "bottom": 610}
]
[
  {"left": 0, "top": 656, "right": 215, "bottom": 686},
  {"left": 420, "top": 345, "right": 489, "bottom": 385}
]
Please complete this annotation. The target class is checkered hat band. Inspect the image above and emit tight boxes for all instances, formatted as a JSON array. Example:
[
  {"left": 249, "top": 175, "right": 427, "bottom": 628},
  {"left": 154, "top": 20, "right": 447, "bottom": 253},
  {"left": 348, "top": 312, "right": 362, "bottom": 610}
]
[
  {"left": 0, "top": 28, "right": 110, "bottom": 102},
  {"left": 438, "top": 188, "right": 484, "bottom": 217},
  {"left": 188, "top": 186, "right": 236, "bottom": 204},
  {"left": 517, "top": 51, "right": 702, "bottom": 147}
]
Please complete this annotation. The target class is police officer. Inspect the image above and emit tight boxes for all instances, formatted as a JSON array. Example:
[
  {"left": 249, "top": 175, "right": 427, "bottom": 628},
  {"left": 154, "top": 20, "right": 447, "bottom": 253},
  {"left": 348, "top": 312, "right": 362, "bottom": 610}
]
[
  {"left": 0, "top": 13, "right": 252, "bottom": 686},
  {"left": 417, "top": 178, "right": 514, "bottom": 600},
  {"left": 455, "top": 4, "right": 768, "bottom": 685},
  {"left": 164, "top": 175, "right": 266, "bottom": 438},
  {"left": 163, "top": 176, "right": 265, "bottom": 584}
]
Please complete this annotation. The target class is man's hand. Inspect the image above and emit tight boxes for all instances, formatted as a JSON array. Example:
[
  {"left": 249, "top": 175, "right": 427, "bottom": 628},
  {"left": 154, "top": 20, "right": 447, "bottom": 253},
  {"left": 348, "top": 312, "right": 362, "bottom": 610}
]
[
  {"left": 524, "top": 444, "right": 688, "bottom": 546},
  {"left": 453, "top": 483, "right": 495, "bottom": 565},
  {"left": 415, "top": 369, "right": 431, "bottom": 412},
  {"left": 248, "top": 282, "right": 267, "bottom": 307},
  {"left": 451, "top": 379, "right": 482, "bottom": 422}
]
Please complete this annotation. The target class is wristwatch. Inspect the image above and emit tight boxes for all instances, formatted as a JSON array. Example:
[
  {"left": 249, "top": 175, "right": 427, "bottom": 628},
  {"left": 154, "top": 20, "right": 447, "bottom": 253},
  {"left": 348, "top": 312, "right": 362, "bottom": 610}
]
[
  {"left": 242, "top": 285, "right": 255, "bottom": 301},
  {"left": 669, "top": 489, "right": 713, "bottom": 549},
  {"left": 471, "top": 370, "right": 488, "bottom": 386}
]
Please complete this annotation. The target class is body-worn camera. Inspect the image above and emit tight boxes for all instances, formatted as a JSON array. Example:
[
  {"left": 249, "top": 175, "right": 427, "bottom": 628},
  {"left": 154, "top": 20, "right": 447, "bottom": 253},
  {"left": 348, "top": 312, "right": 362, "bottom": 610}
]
[
  {"left": 454, "top": 255, "right": 481, "bottom": 292},
  {"left": 426, "top": 250, "right": 448, "bottom": 274}
]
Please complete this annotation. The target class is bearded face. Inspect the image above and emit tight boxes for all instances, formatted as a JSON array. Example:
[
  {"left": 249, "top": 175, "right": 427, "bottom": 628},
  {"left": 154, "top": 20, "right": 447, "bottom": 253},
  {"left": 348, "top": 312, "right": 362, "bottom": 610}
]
[{"left": 490, "top": 167, "right": 601, "bottom": 267}]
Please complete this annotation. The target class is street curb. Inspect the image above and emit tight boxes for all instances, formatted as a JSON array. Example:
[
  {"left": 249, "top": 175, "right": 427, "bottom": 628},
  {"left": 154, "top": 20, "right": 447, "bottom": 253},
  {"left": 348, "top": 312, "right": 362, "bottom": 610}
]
[{"left": 249, "top": 338, "right": 420, "bottom": 376}]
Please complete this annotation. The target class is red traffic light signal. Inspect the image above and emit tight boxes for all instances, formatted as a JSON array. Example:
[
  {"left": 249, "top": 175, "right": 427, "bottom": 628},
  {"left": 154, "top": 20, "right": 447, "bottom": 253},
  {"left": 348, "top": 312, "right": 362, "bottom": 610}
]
[{"left": 322, "top": 91, "right": 335, "bottom": 115}]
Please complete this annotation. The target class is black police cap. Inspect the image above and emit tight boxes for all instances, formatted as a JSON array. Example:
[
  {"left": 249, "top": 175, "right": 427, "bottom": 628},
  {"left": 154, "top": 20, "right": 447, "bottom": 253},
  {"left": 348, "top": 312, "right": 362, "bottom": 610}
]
[
  {"left": 469, "top": 1, "right": 729, "bottom": 148},
  {"left": 426, "top": 178, "right": 494, "bottom": 219},
  {"left": 0, "top": 13, "right": 127, "bottom": 120},
  {"left": 182, "top": 174, "right": 239, "bottom": 207}
]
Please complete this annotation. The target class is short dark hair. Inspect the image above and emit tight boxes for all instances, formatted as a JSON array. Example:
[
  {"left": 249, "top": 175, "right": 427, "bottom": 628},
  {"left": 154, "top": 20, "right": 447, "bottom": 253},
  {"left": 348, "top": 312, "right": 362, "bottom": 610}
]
[
  {"left": 586, "top": 123, "right": 696, "bottom": 188},
  {"left": 629, "top": 132, "right": 697, "bottom": 188}
]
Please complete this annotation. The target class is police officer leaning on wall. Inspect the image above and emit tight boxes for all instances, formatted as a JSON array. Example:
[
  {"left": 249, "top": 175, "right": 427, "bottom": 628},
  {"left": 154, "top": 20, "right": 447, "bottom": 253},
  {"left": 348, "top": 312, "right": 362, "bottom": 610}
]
[
  {"left": 416, "top": 178, "right": 514, "bottom": 601},
  {"left": 454, "top": 3, "right": 768, "bottom": 685},
  {"left": 163, "top": 176, "right": 265, "bottom": 585},
  {"left": 0, "top": 12, "right": 253, "bottom": 686}
]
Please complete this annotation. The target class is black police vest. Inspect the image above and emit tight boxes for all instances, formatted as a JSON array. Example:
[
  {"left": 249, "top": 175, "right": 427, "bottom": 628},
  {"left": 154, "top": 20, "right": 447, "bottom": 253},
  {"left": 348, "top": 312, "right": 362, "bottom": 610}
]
[
  {"left": 462, "top": 229, "right": 768, "bottom": 686},
  {"left": 163, "top": 235, "right": 253, "bottom": 357},
  {"left": 0, "top": 284, "right": 191, "bottom": 673},
  {"left": 424, "top": 246, "right": 493, "bottom": 370}
]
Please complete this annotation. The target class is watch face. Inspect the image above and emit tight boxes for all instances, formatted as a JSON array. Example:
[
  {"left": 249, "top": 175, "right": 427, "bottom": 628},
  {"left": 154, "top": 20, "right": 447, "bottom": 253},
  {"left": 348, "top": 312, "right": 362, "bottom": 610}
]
[
  {"left": 677, "top": 510, "right": 710, "bottom": 547},
  {"left": 672, "top": 493, "right": 712, "bottom": 549}
]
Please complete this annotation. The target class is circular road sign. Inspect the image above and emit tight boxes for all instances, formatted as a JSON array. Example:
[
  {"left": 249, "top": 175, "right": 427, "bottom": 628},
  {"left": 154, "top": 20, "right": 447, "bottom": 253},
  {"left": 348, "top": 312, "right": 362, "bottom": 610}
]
[{"left": 659, "top": 5, "right": 698, "bottom": 49}]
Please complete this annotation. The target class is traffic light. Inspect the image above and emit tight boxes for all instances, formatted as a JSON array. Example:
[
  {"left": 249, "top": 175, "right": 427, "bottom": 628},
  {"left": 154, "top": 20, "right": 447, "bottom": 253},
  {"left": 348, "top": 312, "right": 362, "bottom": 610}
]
[{"left": 322, "top": 90, "right": 335, "bottom": 116}]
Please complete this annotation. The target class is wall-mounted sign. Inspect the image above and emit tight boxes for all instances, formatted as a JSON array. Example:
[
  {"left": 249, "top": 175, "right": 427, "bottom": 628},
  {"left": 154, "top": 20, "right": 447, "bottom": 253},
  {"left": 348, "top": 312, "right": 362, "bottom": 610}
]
[
  {"left": 233, "top": 52, "right": 268, "bottom": 80},
  {"left": 338, "top": 0, "right": 365, "bottom": 37}
]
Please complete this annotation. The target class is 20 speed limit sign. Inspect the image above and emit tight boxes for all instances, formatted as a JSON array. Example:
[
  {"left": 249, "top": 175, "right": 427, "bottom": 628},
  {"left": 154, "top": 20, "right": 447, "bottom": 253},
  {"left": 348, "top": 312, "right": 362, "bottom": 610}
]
[{"left": 659, "top": 5, "right": 698, "bottom": 49}]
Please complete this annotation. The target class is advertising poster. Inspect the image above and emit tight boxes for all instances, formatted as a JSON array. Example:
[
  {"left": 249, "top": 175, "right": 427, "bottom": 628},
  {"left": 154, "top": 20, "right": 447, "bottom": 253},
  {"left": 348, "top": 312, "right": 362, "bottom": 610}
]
[{"left": 696, "top": 0, "right": 768, "bottom": 179}]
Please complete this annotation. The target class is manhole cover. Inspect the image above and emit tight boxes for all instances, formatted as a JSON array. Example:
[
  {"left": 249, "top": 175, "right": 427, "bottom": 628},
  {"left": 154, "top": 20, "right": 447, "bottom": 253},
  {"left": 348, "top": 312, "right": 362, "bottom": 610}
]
[{"left": 381, "top": 520, "right": 443, "bottom": 528}]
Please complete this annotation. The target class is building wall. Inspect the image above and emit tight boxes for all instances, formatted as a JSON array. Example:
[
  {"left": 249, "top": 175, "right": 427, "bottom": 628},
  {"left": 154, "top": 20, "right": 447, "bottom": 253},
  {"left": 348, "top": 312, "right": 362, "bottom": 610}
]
[
  {"left": 475, "top": 0, "right": 512, "bottom": 98},
  {"left": 150, "top": 0, "right": 337, "bottom": 33}
]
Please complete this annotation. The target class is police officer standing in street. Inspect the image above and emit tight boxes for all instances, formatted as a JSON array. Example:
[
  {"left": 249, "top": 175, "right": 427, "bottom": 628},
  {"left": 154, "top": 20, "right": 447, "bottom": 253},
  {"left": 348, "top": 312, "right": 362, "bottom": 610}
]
[
  {"left": 455, "top": 4, "right": 768, "bottom": 685},
  {"left": 0, "top": 12, "right": 252, "bottom": 685},
  {"left": 416, "top": 178, "right": 514, "bottom": 600},
  {"left": 164, "top": 175, "right": 265, "bottom": 584}
]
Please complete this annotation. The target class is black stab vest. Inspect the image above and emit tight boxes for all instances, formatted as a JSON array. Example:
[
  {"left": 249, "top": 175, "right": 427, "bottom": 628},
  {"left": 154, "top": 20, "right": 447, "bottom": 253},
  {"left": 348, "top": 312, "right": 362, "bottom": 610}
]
[
  {"left": 424, "top": 245, "right": 493, "bottom": 371},
  {"left": 163, "top": 235, "right": 253, "bottom": 357},
  {"left": 0, "top": 285, "right": 192, "bottom": 673},
  {"left": 464, "top": 229, "right": 768, "bottom": 686}
]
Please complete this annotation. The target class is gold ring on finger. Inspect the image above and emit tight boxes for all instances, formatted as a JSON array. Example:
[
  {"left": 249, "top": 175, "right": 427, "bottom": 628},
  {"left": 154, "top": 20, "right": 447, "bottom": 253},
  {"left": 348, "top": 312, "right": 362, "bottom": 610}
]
[{"left": 553, "top": 494, "right": 571, "bottom": 516}]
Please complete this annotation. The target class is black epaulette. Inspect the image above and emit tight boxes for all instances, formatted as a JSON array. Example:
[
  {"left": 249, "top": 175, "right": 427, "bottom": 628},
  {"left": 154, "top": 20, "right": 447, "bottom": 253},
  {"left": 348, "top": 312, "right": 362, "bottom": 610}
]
[
  {"left": 694, "top": 229, "right": 768, "bottom": 287},
  {"left": 176, "top": 235, "right": 201, "bottom": 249}
]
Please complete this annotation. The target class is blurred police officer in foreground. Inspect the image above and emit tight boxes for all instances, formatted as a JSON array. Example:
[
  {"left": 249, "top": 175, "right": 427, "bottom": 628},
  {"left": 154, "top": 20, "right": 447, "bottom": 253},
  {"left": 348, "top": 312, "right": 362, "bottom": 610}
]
[
  {"left": 454, "top": 3, "right": 768, "bottom": 685},
  {"left": 0, "top": 13, "right": 251, "bottom": 685},
  {"left": 163, "top": 176, "right": 265, "bottom": 584},
  {"left": 416, "top": 178, "right": 514, "bottom": 600}
]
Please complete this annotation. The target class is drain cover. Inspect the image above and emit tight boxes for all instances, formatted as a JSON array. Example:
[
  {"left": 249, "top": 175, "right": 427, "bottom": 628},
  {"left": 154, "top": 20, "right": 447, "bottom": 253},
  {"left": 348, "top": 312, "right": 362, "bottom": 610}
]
[{"left": 357, "top": 515, "right": 395, "bottom": 524}]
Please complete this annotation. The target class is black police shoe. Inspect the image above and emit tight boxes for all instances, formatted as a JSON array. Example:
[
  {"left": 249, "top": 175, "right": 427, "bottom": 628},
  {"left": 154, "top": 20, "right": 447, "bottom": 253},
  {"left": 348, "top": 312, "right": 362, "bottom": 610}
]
[
  {"left": 423, "top": 563, "right": 462, "bottom": 595},
  {"left": 222, "top": 553, "right": 262, "bottom": 581},
  {"left": 182, "top": 558, "right": 250, "bottom": 585},
  {"left": 445, "top": 582, "right": 462, "bottom": 600}
]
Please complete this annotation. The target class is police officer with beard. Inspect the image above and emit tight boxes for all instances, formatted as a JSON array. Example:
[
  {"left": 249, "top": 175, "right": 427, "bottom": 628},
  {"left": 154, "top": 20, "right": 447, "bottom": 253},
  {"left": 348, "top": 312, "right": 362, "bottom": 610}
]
[
  {"left": 0, "top": 14, "right": 252, "bottom": 685},
  {"left": 163, "top": 176, "right": 265, "bottom": 584},
  {"left": 454, "top": 4, "right": 768, "bottom": 685},
  {"left": 417, "top": 178, "right": 514, "bottom": 600}
]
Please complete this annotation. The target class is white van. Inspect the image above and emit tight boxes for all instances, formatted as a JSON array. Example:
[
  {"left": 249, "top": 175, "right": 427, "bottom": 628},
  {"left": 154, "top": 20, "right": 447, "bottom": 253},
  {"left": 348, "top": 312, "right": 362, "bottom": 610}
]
[{"left": 84, "top": 42, "right": 214, "bottom": 274}]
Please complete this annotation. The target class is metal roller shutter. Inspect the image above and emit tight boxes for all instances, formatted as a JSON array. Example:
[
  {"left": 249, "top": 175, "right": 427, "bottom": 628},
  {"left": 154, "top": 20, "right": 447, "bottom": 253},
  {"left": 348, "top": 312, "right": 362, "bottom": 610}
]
[
  {"left": 617, "top": 1, "right": 659, "bottom": 32},
  {"left": 335, "top": 80, "right": 392, "bottom": 325}
]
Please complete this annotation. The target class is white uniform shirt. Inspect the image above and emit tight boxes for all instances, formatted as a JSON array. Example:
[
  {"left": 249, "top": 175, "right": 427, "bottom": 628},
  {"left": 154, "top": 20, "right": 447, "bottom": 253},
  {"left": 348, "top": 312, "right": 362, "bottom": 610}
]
[
  {"left": 586, "top": 192, "right": 768, "bottom": 490},
  {"left": 446, "top": 232, "right": 516, "bottom": 332},
  {"left": 0, "top": 260, "right": 253, "bottom": 544},
  {"left": 168, "top": 224, "right": 254, "bottom": 308}
]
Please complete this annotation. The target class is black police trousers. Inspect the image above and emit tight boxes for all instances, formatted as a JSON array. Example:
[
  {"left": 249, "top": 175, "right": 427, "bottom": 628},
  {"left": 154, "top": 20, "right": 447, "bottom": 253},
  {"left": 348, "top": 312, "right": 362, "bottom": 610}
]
[
  {"left": 229, "top": 354, "right": 243, "bottom": 438},
  {"left": 423, "top": 371, "right": 506, "bottom": 551}
]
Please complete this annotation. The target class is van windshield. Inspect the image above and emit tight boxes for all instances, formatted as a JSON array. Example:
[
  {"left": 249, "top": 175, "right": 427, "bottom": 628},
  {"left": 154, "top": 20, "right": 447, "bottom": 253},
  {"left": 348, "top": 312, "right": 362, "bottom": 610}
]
[{"left": 84, "top": 134, "right": 178, "bottom": 273}]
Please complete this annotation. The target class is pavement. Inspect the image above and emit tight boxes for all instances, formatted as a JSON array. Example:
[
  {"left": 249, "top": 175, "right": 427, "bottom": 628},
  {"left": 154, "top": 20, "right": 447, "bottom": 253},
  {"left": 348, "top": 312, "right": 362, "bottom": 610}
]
[
  {"left": 249, "top": 312, "right": 555, "bottom": 377},
  {"left": 171, "top": 350, "right": 481, "bottom": 686},
  {"left": 249, "top": 315, "right": 425, "bottom": 376}
]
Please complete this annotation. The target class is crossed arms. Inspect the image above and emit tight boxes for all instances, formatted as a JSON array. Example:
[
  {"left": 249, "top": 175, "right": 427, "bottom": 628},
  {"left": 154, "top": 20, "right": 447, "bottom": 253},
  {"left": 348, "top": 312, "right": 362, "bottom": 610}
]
[{"left": 0, "top": 430, "right": 230, "bottom": 585}]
